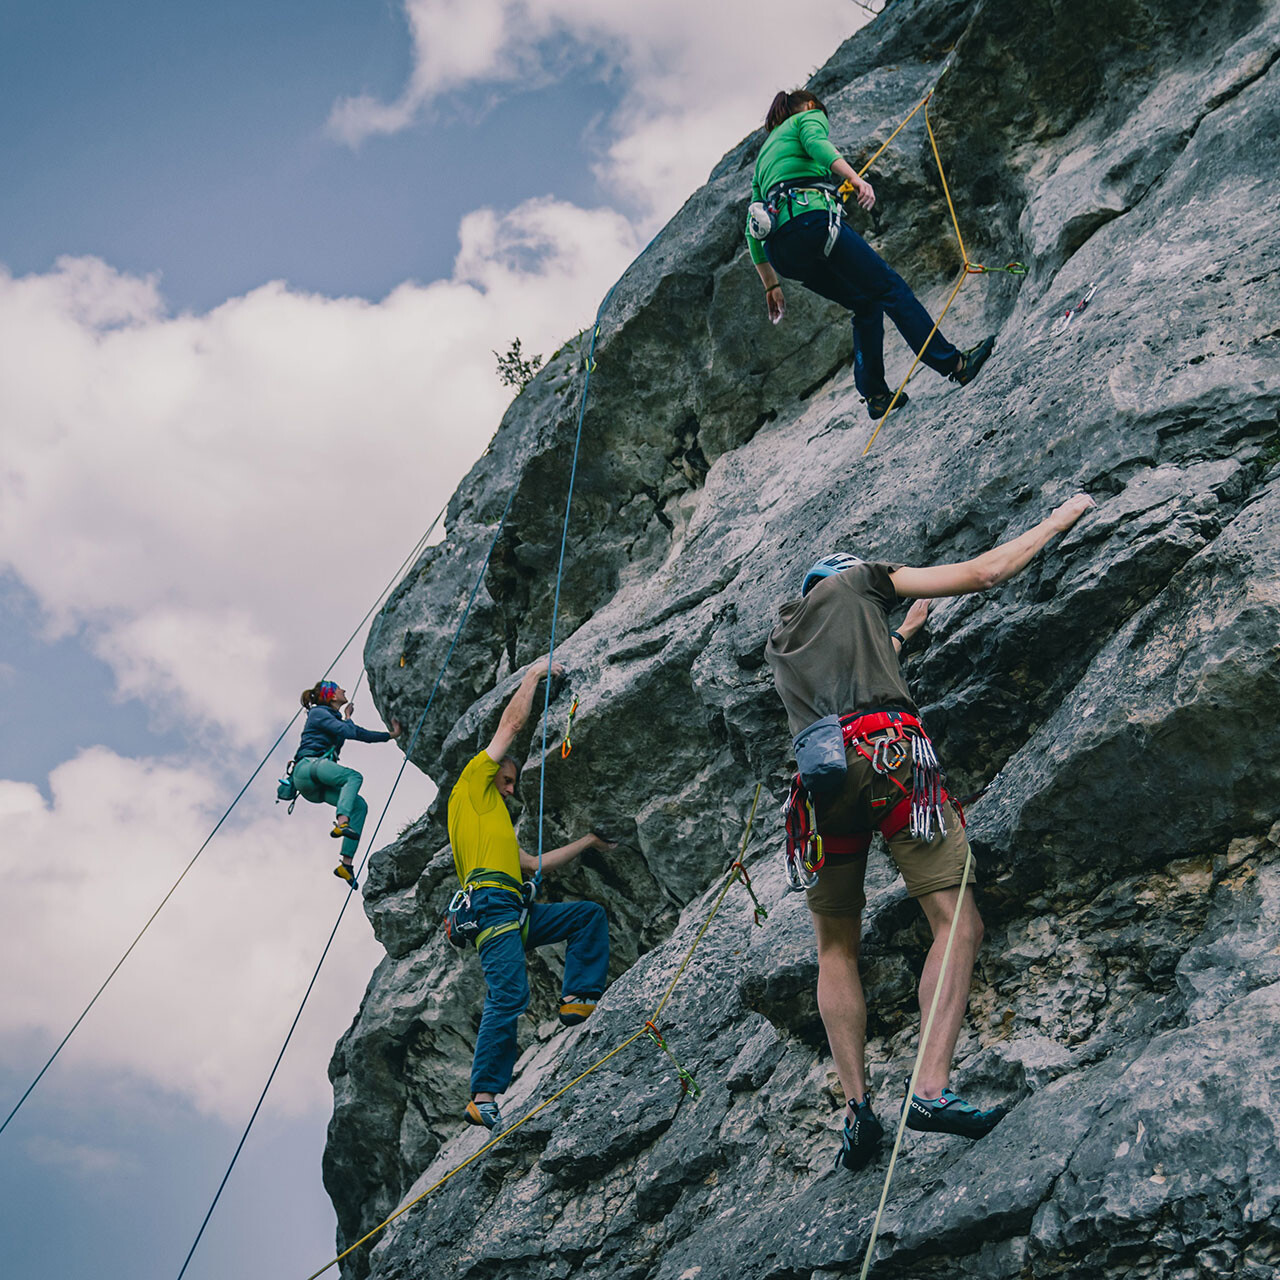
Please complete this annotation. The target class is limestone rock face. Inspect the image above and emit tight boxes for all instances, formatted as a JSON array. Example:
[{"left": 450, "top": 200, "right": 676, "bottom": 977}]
[{"left": 324, "top": 0, "right": 1280, "bottom": 1275}]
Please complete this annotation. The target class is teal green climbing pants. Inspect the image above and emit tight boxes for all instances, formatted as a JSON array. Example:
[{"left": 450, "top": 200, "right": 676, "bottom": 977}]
[{"left": 291, "top": 757, "right": 368, "bottom": 860}]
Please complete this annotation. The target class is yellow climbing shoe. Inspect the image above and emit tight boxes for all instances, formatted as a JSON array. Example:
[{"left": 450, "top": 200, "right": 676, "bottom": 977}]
[
  {"left": 558, "top": 997, "right": 596, "bottom": 1027},
  {"left": 333, "top": 863, "right": 358, "bottom": 887},
  {"left": 465, "top": 1099, "right": 502, "bottom": 1129},
  {"left": 331, "top": 819, "right": 360, "bottom": 841}
]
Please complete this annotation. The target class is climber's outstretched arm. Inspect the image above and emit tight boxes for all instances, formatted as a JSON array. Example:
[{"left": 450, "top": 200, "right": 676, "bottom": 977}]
[
  {"left": 890, "top": 494, "right": 1095, "bottom": 599},
  {"left": 485, "top": 655, "right": 563, "bottom": 762}
]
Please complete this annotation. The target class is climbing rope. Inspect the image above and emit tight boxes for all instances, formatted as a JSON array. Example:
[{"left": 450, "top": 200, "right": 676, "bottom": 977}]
[
  {"left": 857, "top": 841, "right": 975, "bottom": 1280},
  {"left": 0, "top": 498, "right": 449, "bottom": 1142},
  {"left": 174, "top": 490, "right": 515, "bottom": 1280},
  {"left": 302, "top": 782, "right": 764, "bottom": 1279},
  {"left": 531, "top": 289, "right": 615, "bottom": 885},
  {"left": 859, "top": 81, "right": 1025, "bottom": 457}
]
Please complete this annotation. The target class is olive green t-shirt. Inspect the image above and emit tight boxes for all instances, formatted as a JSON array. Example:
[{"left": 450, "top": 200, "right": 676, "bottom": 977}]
[{"left": 765, "top": 562, "right": 916, "bottom": 736}]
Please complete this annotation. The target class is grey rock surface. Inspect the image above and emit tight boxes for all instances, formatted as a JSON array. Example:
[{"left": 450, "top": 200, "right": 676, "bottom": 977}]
[{"left": 324, "top": 0, "right": 1280, "bottom": 1275}]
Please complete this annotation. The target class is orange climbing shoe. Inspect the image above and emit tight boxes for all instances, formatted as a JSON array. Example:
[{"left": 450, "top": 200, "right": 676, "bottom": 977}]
[
  {"left": 465, "top": 1099, "right": 502, "bottom": 1130},
  {"left": 558, "top": 997, "right": 596, "bottom": 1027}
]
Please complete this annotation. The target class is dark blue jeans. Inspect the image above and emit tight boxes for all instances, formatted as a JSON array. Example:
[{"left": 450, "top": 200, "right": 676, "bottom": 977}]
[
  {"left": 766, "top": 209, "right": 961, "bottom": 399},
  {"left": 469, "top": 889, "right": 610, "bottom": 1096}
]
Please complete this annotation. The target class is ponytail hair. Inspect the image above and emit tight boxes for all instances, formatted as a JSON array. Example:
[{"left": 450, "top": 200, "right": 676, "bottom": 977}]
[
  {"left": 765, "top": 89, "right": 828, "bottom": 133},
  {"left": 301, "top": 680, "right": 340, "bottom": 709}
]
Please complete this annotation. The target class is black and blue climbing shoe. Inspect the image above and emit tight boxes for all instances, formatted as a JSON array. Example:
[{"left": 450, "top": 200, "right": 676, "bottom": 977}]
[
  {"left": 465, "top": 1099, "right": 502, "bottom": 1130},
  {"left": 865, "top": 389, "right": 909, "bottom": 420},
  {"left": 949, "top": 335, "right": 996, "bottom": 387},
  {"left": 835, "top": 1095, "right": 884, "bottom": 1171},
  {"left": 333, "top": 863, "right": 358, "bottom": 888},
  {"left": 904, "top": 1082, "right": 1006, "bottom": 1138}
]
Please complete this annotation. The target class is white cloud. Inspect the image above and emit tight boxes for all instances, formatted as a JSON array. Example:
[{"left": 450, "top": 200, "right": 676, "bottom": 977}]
[
  {"left": 0, "top": 198, "right": 637, "bottom": 746},
  {"left": 328, "top": 0, "right": 861, "bottom": 221},
  {"left": 0, "top": 745, "right": 429, "bottom": 1120},
  {"left": 24, "top": 1135, "right": 135, "bottom": 1176}
]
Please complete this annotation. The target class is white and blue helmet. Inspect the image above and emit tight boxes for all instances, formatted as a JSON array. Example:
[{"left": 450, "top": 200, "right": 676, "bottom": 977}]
[{"left": 801, "top": 552, "right": 863, "bottom": 596}]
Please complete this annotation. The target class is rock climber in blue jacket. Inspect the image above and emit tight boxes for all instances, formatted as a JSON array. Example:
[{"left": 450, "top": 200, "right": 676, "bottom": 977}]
[{"left": 292, "top": 680, "right": 402, "bottom": 887}]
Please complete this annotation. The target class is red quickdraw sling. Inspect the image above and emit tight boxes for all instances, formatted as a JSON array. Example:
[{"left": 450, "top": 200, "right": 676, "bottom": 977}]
[{"left": 783, "top": 710, "right": 961, "bottom": 891}]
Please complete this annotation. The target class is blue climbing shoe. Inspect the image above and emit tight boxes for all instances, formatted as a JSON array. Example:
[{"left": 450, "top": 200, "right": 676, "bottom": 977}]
[
  {"left": 834, "top": 1095, "right": 884, "bottom": 1172},
  {"left": 465, "top": 1099, "right": 502, "bottom": 1130},
  {"left": 865, "top": 389, "right": 909, "bottom": 420},
  {"left": 904, "top": 1082, "right": 1006, "bottom": 1138},
  {"left": 949, "top": 335, "right": 996, "bottom": 387},
  {"left": 333, "top": 863, "right": 358, "bottom": 888}
]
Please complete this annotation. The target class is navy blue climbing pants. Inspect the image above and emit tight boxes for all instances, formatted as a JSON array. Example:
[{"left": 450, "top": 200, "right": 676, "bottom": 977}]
[
  {"left": 469, "top": 890, "right": 610, "bottom": 1096},
  {"left": 766, "top": 209, "right": 961, "bottom": 400},
  {"left": 291, "top": 757, "right": 368, "bottom": 860}
]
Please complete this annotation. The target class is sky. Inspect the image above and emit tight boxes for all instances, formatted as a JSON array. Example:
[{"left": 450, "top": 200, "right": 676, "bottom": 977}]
[{"left": 0, "top": 2, "right": 864, "bottom": 1277}]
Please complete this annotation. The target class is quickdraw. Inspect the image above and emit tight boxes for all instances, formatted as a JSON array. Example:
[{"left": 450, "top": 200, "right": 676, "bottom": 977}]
[
  {"left": 965, "top": 260, "right": 1027, "bottom": 275},
  {"left": 731, "top": 860, "right": 768, "bottom": 926},
  {"left": 644, "top": 1021, "right": 701, "bottom": 1099},
  {"left": 1052, "top": 282, "right": 1097, "bottom": 334},
  {"left": 561, "top": 692, "right": 579, "bottom": 758},
  {"left": 783, "top": 710, "right": 952, "bottom": 892}
]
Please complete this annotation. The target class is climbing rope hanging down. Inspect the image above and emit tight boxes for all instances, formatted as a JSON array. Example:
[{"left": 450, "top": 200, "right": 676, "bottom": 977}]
[
  {"left": 174, "top": 489, "right": 515, "bottom": 1280},
  {"left": 304, "top": 783, "right": 765, "bottom": 1280},
  {"left": 854, "top": 74, "right": 1026, "bottom": 458},
  {"left": 857, "top": 841, "right": 975, "bottom": 1280},
  {"left": 0, "top": 499, "right": 449, "bottom": 1143}
]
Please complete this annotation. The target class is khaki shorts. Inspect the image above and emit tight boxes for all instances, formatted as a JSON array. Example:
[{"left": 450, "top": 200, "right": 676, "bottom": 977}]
[{"left": 805, "top": 738, "right": 976, "bottom": 917}]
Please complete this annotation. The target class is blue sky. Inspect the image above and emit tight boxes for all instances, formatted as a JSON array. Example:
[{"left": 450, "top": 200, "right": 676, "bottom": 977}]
[{"left": 0, "top": 2, "right": 859, "bottom": 1277}]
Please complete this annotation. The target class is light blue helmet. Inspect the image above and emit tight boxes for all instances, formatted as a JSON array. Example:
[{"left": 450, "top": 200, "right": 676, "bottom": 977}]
[{"left": 801, "top": 552, "right": 863, "bottom": 596}]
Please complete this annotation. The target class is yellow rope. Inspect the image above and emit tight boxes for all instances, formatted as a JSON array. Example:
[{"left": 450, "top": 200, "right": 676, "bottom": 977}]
[
  {"left": 861, "top": 95, "right": 975, "bottom": 458},
  {"left": 303, "top": 781, "right": 764, "bottom": 1279},
  {"left": 856, "top": 843, "right": 975, "bottom": 1280},
  {"left": 861, "top": 268, "right": 967, "bottom": 456},
  {"left": 924, "top": 98, "right": 968, "bottom": 267}
]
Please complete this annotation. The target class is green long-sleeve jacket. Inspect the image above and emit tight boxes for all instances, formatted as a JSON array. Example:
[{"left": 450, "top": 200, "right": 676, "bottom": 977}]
[{"left": 745, "top": 109, "right": 844, "bottom": 264}]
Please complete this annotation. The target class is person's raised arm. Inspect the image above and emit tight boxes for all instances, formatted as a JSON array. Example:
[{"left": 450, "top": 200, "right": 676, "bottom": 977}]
[
  {"left": 520, "top": 833, "right": 617, "bottom": 877},
  {"left": 484, "top": 655, "right": 564, "bottom": 763},
  {"left": 890, "top": 495, "right": 1096, "bottom": 600}
]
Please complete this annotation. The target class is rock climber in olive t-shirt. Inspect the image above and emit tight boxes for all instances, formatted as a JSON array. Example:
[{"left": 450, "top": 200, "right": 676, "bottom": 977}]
[
  {"left": 766, "top": 494, "right": 1095, "bottom": 1172},
  {"left": 447, "top": 654, "right": 618, "bottom": 1132}
]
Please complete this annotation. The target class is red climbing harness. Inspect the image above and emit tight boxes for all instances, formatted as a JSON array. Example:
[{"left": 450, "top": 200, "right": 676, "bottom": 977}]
[{"left": 783, "top": 710, "right": 958, "bottom": 891}]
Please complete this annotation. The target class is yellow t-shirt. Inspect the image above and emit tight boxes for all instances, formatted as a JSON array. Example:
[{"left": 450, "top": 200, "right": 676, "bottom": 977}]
[{"left": 447, "top": 751, "right": 522, "bottom": 888}]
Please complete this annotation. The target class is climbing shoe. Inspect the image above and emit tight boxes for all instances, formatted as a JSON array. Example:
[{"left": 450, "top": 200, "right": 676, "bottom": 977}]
[
  {"left": 465, "top": 1099, "right": 502, "bottom": 1130},
  {"left": 949, "top": 335, "right": 996, "bottom": 387},
  {"left": 903, "top": 1082, "right": 1007, "bottom": 1138},
  {"left": 333, "top": 863, "right": 358, "bottom": 888},
  {"left": 558, "top": 997, "right": 596, "bottom": 1027},
  {"left": 834, "top": 1095, "right": 884, "bottom": 1172},
  {"left": 865, "top": 389, "right": 909, "bottom": 420},
  {"left": 331, "top": 819, "right": 361, "bottom": 841}
]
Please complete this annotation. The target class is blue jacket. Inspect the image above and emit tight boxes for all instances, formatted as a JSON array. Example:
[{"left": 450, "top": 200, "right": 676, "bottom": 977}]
[{"left": 295, "top": 705, "right": 392, "bottom": 762}]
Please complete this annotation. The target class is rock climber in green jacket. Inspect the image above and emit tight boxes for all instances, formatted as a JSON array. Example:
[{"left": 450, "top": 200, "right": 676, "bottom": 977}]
[{"left": 746, "top": 89, "right": 995, "bottom": 420}]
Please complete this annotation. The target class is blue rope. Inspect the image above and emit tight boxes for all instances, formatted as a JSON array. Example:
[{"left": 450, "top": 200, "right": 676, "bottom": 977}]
[
  {"left": 174, "top": 487, "right": 514, "bottom": 1280},
  {"left": 532, "top": 291, "right": 615, "bottom": 889}
]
